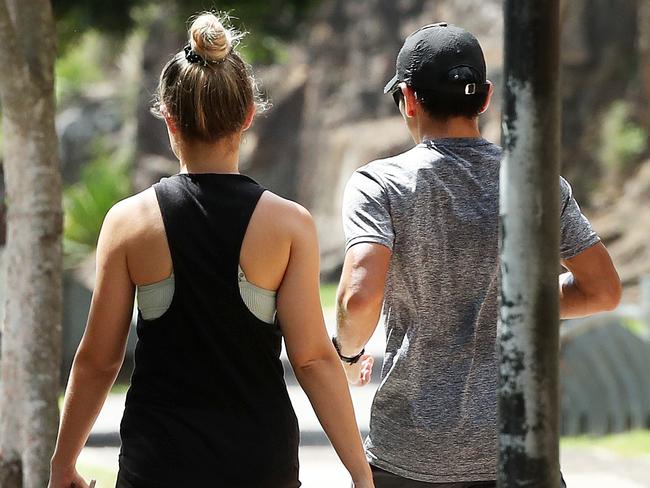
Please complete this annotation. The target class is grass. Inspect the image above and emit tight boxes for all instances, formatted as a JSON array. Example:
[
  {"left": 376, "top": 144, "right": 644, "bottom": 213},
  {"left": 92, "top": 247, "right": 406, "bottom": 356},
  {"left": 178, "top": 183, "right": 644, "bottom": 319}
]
[
  {"left": 77, "top": 460, "right": 117, "bottom": 487},
  {"left": 320, "top": 283, "right": 338, "bottom": 310},
  {"left": 561, "top": 430, "right": 650, "bottom": 457},
  {"left": 621, "top": 317, "right": 650, "bottom": 338}
]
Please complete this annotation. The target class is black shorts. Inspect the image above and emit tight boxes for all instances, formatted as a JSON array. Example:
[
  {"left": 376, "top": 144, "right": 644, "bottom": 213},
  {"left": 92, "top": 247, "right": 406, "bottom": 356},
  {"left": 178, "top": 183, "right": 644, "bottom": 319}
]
[{"left": 371, "top": 466, "right": 496, "bottom": 488}]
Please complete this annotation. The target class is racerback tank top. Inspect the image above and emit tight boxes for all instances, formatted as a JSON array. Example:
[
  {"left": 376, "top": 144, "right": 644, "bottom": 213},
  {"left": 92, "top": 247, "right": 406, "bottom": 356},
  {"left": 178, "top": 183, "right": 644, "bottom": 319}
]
[{"left": 117, "top": 173, "right": 300, "bottom": 487}]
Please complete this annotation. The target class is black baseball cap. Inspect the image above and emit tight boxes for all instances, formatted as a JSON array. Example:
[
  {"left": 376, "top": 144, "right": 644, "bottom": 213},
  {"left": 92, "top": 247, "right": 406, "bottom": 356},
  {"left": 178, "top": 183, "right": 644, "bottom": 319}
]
[{"left": 384, "top": 22, "right": 489, "bottom": 96}]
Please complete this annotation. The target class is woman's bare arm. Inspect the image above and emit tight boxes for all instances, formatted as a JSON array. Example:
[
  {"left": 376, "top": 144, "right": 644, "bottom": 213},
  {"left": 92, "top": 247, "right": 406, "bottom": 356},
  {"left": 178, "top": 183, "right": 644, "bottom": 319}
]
[
  {"left": 49, "top": 203, "right": 135, "bottom": 487},
  {"left": 276, "top": 204, "right": 373, "bottom": 487}
]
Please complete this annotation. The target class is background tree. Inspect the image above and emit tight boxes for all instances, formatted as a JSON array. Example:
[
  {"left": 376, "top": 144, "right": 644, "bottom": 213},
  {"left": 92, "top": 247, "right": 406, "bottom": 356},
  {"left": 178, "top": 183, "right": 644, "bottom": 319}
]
[
  {"left": 0, "top": 0, "right": 62, "bottom": 487},
  {"left": 52, "top": 0, "right": 318, "bottom": 62},
  {"left": 639, "top": 0, "right": 650, "bottom": 130}
]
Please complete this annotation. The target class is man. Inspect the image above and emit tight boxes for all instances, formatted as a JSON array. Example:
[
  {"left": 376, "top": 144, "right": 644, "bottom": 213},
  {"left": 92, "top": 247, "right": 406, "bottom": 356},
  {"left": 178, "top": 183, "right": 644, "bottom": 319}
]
[{"left": 333, "top": 23, "right": 621, "bottom": 487}]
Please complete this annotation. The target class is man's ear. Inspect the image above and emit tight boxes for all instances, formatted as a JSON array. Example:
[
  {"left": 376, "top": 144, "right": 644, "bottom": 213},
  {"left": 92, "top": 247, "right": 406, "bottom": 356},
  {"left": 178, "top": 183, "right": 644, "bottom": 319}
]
[
  {"left": 401, "top": 83, "right": 418, "bottom": 118},
  {"left": 242, "top": 104, "right": 256, "bottom": 132},
  {"left": 478, "top": 81, "right": 494, "bottom": 115}
]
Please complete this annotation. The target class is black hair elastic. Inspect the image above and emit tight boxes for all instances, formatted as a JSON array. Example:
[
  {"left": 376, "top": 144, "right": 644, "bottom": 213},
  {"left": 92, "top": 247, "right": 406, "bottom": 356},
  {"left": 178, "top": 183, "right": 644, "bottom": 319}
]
[{"left": 184, "top": 44, "right": 208, "bottom": 67}]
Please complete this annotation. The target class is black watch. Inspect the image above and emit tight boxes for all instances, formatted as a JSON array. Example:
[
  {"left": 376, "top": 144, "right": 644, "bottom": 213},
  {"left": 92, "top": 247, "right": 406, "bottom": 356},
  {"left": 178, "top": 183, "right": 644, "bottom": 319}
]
[{"left": 331, "top": 337, "right": 365, "bottom": 365}]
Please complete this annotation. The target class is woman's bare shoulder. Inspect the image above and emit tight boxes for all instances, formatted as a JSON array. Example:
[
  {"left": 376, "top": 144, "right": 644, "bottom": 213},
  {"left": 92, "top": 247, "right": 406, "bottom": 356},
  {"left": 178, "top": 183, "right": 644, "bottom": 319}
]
[
  {"left": 257, "top": 191, "right": 315, "bottom": 235},
  {"left": 101, "top": 187, "right": 161, "bottom": 247}
]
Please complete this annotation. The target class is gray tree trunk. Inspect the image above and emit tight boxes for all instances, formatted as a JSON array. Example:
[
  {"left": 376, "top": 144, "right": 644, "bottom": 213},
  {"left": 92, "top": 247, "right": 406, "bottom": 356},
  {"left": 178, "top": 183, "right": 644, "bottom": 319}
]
[
  {"left": 639, "top": 0, "right": 650, "bottom": 129},
  {"left": 0, "top": 1, "right": 62, "bottom": 487}
]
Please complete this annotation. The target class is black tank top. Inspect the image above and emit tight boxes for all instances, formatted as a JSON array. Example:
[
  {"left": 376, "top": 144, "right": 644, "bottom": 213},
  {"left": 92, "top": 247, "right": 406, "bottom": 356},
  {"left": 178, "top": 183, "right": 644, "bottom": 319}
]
[{"left": 118, "top": 173, "right": 300, "bottom": 487}]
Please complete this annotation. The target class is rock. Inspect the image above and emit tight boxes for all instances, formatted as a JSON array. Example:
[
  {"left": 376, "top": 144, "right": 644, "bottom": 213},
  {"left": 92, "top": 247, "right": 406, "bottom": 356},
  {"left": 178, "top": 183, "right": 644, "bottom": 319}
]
[
  {"left": 591, "top": 159, "right": 650, "bottom": 296},
  {"left": 132, "top": 154, "right": 179, "bottom": 192},
  {"left": 57, "top": 95, "right": 124, "bottom": 184}
]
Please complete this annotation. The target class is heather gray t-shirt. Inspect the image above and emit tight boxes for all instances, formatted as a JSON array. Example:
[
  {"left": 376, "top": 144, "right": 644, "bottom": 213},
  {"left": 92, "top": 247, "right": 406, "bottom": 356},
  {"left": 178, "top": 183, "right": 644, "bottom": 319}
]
[{"left": 342, "top": 137, "right": 600, "bottom": 483}]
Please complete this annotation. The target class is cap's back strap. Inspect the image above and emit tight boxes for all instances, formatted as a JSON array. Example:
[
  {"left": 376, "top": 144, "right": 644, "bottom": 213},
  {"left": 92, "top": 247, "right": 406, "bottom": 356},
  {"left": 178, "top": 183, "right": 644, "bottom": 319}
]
[{"left": 415, "top": 82, "right": 490, "bottom": 97}]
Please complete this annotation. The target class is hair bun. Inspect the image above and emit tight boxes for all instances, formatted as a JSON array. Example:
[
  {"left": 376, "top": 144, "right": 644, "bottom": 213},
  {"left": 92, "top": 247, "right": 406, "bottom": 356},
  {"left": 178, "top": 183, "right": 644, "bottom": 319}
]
[{"left": 189, "top": 13, "right": 239, "bottom": 63}]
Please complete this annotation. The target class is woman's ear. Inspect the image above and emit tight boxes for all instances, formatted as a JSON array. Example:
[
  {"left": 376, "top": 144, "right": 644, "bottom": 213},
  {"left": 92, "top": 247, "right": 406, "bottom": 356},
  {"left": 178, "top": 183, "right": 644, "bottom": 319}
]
[
  {"left": 242, "top": 104, "right": 256, "bottom": 132},
  {"left": 478, "top": 81, "right": 494, "bottom": 115},
  {"left": 161, "top": 106, "right": 178, "bottom": 134}
]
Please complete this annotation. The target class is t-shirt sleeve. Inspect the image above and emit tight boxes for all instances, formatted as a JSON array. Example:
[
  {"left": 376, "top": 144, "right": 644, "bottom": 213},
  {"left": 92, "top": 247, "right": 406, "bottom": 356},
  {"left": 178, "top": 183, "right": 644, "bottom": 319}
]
[
  {"left": 342, "top": 168, "right": 395, "bottom": 252},
  {"left": 559, "top": 176, "right": 600, "bottom": 259}
]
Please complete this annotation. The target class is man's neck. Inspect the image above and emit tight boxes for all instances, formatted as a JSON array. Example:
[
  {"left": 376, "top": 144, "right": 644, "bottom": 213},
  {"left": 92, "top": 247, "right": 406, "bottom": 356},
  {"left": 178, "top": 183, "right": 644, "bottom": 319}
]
[{"left": 416, "top": 115, "right": 481, "bottom": 142}]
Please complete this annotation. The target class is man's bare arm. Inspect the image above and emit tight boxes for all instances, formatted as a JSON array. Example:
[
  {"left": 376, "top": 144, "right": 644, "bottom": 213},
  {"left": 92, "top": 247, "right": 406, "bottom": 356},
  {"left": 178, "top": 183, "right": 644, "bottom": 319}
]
[
  {"left": 560, "top": 242, "right": 622, "bottom": 319},
  {"left": 336, "top": 243, "right": 391, "bottom": 385}
]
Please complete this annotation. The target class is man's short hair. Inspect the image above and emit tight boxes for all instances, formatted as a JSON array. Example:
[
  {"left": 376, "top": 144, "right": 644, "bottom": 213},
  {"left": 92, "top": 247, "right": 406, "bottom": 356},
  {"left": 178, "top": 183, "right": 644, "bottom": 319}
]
[{"left": 416, "top": 89, "right": 488, "bottom": 120}]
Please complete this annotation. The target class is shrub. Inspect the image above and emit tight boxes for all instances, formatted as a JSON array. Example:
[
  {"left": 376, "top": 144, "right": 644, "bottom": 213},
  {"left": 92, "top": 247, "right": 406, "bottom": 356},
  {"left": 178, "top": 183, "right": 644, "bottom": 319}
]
[
  {"left": 599, "top": 101, "right": 648, "bottom": 175},
  {"left": 63, "top": 143, "right": 131, "bottom": 268}
]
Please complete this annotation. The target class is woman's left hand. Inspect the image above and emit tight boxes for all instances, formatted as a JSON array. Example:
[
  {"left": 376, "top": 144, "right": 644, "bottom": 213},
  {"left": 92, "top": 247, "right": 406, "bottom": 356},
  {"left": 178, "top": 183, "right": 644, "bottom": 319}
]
[{"left": 48, "top": 465, "right": 91, "bottom": 488}]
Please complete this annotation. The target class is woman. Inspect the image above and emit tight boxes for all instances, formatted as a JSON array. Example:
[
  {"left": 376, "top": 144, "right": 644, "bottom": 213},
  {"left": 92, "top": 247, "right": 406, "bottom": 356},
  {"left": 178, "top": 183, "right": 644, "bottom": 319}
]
[{"left": 49, "top": 12, "right": 374, "bottom": 488}]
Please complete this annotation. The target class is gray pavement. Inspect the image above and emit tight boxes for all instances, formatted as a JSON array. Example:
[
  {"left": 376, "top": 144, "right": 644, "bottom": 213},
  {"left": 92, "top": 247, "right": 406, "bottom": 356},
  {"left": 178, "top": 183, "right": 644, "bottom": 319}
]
[
  {"left": 84, "top": 377, "right": 650, "bottom": 487},
  {"left": 79, "top": 444, "right": 650, "bottom": 487}
]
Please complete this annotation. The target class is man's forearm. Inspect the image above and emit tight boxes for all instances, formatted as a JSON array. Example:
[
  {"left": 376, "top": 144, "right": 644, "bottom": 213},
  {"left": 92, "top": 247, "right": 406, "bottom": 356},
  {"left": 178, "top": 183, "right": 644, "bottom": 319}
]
[
  {"left": 336, "top": 243, "right": 391, "bottom": 356},
  {"left": 335, "top": 303, "right": 379, "bottom": 357}
]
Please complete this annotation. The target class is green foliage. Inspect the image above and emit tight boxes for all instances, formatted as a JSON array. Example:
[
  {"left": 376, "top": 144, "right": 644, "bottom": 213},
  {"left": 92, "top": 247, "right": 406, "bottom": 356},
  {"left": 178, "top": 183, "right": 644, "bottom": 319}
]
[
  {"left": 54, "top": 0, "right": 319, "bottom": 62},
  {"left": 55, "top": 31, "right": 106, "bottom": 104},
  {"left": 621, "top": 317, "right": 650, "bottom": 338},
  {"left": 320, "top": 283, "right": 338, "bottom": 310},
  {"left": 599, "top": 101, "right": 648, "bottom": 175},
  {"left": 53, "top": 0, "right": 146, "bottom": 47},
  {"left": 76, "top": 459, "right": 117, "bottom": 487},
  {"left": 561, "top": 429, "right": 650, "bottom": 456},
  {"left": 63, "top": 144, "right": 131, "bottom": 268}
]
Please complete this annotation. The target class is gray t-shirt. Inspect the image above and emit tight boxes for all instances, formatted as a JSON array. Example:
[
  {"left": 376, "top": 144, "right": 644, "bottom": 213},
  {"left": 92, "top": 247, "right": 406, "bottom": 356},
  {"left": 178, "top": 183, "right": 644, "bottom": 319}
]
[{"left": 342, "top": 137, "right": 600, "bottom": 483}]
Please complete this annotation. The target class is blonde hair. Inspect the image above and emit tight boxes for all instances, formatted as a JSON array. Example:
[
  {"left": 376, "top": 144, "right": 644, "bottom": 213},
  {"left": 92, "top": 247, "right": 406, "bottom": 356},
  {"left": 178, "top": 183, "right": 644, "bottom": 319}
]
[{"left": 152, "top": 12, "right": 264, "bottom": 142}]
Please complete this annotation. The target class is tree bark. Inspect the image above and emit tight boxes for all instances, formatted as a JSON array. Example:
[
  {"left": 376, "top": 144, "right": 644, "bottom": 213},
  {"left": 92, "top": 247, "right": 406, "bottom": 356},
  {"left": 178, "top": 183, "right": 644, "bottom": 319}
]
[
  {"left": 0, "top": 1, "right": 62, "bottom": 487},
  {"left": 639, "top": 0, "right": 650, "bottom": 129}
]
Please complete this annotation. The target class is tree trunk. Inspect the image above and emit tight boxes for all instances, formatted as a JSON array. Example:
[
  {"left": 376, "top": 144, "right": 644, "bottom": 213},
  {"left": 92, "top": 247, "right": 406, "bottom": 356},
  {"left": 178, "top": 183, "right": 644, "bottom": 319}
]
[
  {"left": 639, "top": 0, "right": 650, "bottom": 129},
  {"left": 0, "top": 1, "right": 62, "bottom": 487}
]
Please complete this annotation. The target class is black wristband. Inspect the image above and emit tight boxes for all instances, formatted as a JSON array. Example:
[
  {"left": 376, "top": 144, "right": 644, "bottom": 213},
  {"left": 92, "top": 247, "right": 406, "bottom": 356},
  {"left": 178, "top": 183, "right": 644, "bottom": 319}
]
[{"left": 332, "top": 337, "right": 365, "bottom": 364}]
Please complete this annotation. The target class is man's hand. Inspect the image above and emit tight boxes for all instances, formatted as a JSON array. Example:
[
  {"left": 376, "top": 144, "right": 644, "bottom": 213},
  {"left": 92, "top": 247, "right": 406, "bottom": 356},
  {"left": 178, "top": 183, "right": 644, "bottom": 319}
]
[{"left": 343, "top": 355, "right": 374, "bottom": 386}]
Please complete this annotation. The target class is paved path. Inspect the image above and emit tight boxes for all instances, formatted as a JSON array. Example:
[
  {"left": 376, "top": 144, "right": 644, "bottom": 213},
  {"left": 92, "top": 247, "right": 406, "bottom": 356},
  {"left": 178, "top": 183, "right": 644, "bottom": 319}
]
[
  {"left": 81, "top": 315, "right": 650, "bottom": 486},
  {"left": 79, "top": 444, "right": 650, "bottom": 487},
  {"left": 85, "top": 382, "right": 650, "bottom": 487}
]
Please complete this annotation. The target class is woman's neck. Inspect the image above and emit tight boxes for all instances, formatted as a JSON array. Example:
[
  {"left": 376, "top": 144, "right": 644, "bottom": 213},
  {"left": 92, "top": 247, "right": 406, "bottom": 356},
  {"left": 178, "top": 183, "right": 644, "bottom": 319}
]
[{"left": 177, "top": 134, "right": 241, "bottom": 174}]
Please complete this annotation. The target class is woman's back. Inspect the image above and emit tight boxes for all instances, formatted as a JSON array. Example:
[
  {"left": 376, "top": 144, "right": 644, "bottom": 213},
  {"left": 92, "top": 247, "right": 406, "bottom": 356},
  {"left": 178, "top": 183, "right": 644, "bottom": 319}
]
[{"left": 117, "top": 173, "right": 300, "bottom": 487}]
